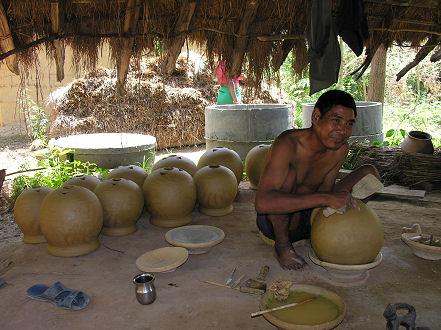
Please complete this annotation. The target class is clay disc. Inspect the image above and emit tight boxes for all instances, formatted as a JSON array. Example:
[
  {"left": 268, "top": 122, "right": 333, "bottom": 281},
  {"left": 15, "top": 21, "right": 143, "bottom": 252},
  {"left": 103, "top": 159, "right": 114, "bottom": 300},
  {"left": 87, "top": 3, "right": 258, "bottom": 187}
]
[
  {"left": 136, "top": 247, "right": 188, "bottom": 272},
  {"left": 165, "top": 225, "right": 225, "bottom": 254}
]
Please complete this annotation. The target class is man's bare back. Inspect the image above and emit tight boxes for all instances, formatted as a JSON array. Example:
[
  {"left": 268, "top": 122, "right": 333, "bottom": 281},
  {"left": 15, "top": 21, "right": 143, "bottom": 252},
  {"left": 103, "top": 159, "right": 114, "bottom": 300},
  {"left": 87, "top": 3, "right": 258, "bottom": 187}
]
[{"left": 255, "top": 90, "right": 379, "bottom": 270}]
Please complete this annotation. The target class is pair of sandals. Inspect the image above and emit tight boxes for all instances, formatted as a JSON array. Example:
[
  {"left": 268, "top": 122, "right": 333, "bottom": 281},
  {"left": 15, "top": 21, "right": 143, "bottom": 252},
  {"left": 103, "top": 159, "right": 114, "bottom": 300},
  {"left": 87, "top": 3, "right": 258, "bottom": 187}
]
[{"left": 27, "top": 281, "right": 90, "bottom": 310}]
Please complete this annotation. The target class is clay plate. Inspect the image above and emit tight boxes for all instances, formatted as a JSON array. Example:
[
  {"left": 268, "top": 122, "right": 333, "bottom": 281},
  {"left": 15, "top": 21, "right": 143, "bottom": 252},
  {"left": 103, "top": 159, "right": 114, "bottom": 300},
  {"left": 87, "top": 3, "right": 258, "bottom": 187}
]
[
  {"left": 136, "top": 247, "right": 189, "bottom": 272},
  {"left": 165, "top": 225, "right": 225, "bottom": 254},
  {"left": 259, "top": 283, "right": 346, "bottom": 330},
  {"left": 309, "top": 249, "right": 382, "bottom": 282},
  {"left": 401, "top": 232, "right": 441, "bottom": 260}
]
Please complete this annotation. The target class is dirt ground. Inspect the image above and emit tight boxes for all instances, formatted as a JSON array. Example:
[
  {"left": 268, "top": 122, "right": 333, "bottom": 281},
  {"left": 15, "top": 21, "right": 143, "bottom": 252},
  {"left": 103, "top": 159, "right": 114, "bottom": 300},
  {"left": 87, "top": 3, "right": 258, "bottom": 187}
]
[{"left": 1, "top": 129, "right": 441, "bottom": 329}]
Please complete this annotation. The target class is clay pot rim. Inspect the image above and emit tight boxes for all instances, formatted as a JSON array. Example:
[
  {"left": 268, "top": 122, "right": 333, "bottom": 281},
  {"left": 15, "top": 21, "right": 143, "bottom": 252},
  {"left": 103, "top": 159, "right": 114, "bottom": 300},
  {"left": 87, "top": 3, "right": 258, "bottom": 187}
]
[
  {"left": 408, "top": 130, "right": 432, "bottom": 140},
  {"left": 309, "top": 249, "right": 383, "bottom": 270}
]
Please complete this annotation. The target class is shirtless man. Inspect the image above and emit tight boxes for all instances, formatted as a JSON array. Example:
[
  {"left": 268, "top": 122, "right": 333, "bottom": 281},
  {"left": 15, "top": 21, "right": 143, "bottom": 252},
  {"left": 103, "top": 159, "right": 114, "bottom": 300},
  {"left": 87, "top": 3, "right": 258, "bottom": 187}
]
[{"left": 255, "top": 90, "right": 380, "bottom": 270}]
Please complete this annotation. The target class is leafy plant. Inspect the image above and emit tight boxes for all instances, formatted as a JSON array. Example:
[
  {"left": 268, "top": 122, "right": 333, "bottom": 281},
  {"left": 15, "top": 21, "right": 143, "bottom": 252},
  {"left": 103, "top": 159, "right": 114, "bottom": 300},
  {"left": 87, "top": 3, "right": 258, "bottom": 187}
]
[
  {"left": 11, "top": 146, "right": 109, "bottom": 201},
  {"left": 17, "top": 88, "right": 49, "bottom": 141}
]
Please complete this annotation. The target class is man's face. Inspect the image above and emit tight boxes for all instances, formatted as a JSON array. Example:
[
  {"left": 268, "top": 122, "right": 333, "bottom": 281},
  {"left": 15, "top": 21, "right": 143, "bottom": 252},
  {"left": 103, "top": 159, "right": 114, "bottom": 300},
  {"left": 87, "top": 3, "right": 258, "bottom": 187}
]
[{"left": 312, "top": 105, "right": 356, "bottom": 150}]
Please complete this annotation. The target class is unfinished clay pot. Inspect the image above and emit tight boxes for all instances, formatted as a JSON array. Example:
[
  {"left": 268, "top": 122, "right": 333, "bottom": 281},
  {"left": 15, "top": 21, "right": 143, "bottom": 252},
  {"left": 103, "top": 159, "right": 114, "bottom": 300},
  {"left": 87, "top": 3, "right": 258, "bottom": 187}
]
[
  {"left": 400, "top": 130, "right": 434, "bottom": 154},
  {"left": 152, "top": 154, "right": 197, "bottom": 176},
  {"left": 13, "top": 187, "right": 54, "bottom": 243},
  {"left": 194, "top": 165, "right": 237, "bottom": 216},
  {"left": 94, "top": 178, "right": 144, "bottom": 236},
  {"left": 106, "top": 165, "right": 148, "bottom": 188},
  {"left": 143, "top": 167, "right": 196, "bottom": 227},
  {"left": 39, "top": 185, "right": 103, "bottom": 257},
  {"left": 245, "top": 144, "right": 271, "bottom": 190},
  {"left": 311, "top": 199, "right": 383, "bottom": 265},
  {"left": 63, "top": 174, "right": 101, "bottom": 191},
  {"left": 197, "top": 147, "right": 243, "bottom": 185}
]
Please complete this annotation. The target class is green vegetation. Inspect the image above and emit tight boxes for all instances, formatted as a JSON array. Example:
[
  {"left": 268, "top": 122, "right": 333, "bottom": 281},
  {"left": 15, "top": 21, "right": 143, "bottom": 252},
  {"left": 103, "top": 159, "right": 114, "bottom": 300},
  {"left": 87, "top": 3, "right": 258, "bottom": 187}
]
[{"left": 280, "top": 42, "right": 441, "bottom": 149}]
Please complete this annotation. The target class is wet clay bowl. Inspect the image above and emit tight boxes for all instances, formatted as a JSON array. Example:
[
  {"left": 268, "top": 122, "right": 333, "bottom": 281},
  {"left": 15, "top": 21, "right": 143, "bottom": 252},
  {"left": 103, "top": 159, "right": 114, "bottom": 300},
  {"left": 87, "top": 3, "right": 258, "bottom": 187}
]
[
  {"left": 401, "top": 232, "right": 441, "bottom": 261},
  {"left": 259, "top": 283, "right": 346, "bottom": 329},
  {"left": 309, "top": 249, "right": 382, "bottom": 283},
  {"left": 136, "top": 247, "right": 189, "bottom": 273},
  {"left": 165, "top": 225, "right": 225, "bottom": 254}
]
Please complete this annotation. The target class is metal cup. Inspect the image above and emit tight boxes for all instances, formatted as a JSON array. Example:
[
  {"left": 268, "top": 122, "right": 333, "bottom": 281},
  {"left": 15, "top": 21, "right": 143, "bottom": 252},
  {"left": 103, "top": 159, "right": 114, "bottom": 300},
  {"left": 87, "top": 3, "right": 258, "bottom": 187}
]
[{"left": 133, "top": 273, "right": 156, "bottom": 305}]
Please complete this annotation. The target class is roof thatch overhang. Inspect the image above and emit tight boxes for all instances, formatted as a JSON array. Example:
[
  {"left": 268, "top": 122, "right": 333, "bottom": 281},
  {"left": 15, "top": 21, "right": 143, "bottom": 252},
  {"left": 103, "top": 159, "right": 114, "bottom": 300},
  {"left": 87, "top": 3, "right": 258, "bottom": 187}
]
[{"left": 0, "top": 0, "right": 440, "bottom": 90}]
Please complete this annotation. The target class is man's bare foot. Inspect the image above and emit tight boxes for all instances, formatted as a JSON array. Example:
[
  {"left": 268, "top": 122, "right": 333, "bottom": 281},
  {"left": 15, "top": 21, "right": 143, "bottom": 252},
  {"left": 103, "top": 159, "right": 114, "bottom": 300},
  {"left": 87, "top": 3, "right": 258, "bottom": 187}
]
[{"left": 275, "top": 244, "right": 309, "bottom": 270}]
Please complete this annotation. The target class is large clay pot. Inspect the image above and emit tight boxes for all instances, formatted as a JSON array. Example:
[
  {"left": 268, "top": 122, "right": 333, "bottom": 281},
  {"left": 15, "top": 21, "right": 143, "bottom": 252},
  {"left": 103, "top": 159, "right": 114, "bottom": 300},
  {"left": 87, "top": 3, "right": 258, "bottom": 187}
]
[
  {"left": 152, "top": 154, "right": 197, "bottom": 176},
  {"left": 245, "top": 144, "right": 271, "bottom": 190},
  {"left": 197, "top": 147, "right": 243, "bottom": 185},
  {"left": 106, "top": 165, "right": 148, "bottom": 188},
  {"left": 310, "top": 200, "right": 383, "bottom": 265},
  {"left": 13, "top": 187, "right": 54, "bottom": 243},
  {"left": 143, "top": 167, "right": 196, "bottom": 227},
  {"left": 94, "top": 178, "right": 144, "bottom": 236},
  {"left": 194, "top": 165, "right": 237, "bottom": 216},
  {"left": 39, "top": 185, "right": 103, "bottom": 257},
  {"left": 400, "top": 130, "right": 434, "bottom": 154},
  {"left": 63, "top": 174, "right": 101, "bottom": 191}
]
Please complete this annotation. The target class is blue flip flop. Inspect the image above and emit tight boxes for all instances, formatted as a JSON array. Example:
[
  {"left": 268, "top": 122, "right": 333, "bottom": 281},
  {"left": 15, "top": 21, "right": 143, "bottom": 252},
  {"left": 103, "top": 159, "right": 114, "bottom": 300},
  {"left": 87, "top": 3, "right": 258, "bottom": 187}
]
[{"left": 26, "top": 282, "right": 90, "bottom": 310}]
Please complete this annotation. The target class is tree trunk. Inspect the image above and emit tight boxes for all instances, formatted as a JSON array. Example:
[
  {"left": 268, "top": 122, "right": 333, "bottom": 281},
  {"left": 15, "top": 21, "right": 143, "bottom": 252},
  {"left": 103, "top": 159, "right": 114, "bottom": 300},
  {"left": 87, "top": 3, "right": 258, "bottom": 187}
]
[{"left": 367, "top": 44, "right": 387, "bottom": 103}]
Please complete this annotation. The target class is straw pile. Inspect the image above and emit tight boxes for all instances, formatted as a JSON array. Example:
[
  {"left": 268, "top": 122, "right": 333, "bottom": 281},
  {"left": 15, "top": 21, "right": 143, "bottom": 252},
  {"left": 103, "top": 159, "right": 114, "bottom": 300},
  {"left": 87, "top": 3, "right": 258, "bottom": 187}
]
[
  {"left": 48, "top": 54, "right": 282, "bottom": 149},
  {"left": 352, "top": 145, "right": 441, "bottom": 190}
]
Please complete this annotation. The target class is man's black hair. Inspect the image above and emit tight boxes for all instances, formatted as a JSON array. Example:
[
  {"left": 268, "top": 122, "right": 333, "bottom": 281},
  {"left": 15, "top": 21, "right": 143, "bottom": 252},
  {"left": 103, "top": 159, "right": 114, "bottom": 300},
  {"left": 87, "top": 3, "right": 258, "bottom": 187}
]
[{"left": 314, "top": 90, "right": 357, "bottom": 118}]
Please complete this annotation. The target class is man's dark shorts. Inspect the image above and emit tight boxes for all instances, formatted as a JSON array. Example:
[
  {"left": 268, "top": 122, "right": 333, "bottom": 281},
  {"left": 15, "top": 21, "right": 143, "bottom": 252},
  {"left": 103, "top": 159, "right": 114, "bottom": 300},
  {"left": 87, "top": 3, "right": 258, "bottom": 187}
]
[{"left": 256, "top": 210, "right": 312, "bottom": 243}]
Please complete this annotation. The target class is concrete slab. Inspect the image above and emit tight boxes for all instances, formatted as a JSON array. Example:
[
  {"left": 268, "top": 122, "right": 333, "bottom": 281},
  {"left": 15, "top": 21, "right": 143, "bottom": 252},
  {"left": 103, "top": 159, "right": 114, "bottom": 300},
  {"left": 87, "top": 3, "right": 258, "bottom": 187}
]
[{"left": 0, "top": 182, "right": 440, "bottom": 329}]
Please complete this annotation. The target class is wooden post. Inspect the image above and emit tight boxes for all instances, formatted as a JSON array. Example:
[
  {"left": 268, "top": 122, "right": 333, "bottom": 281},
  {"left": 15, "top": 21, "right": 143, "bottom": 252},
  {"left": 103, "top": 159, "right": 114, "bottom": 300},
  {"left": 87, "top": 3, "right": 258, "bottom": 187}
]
[
  {"left": 0, "top": 169, "right": 5, "bottom": 192},
  {"left": 0, "top": 2, "right": 19, "bottom": 75},
  {"left": 117, "top": 0, "right": 142, "bottom": 94},
  {"left": 51, "top": 0, "right": 65, "bottom": 82},
  {"left": 231, "top": 0, "right": 259, "bottom": 78},
  {"left": 161, "top": 1, "right": 196, "bottom": 75}
]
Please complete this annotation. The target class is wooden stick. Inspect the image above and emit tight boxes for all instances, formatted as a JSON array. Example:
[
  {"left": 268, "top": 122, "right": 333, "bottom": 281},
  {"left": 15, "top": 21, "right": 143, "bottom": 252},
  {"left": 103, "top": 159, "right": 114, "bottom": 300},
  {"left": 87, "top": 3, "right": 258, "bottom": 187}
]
[
  {"left": 251, "top": 298, "right": 315, "bottom": 318},
  {"left": 203, "top": 280, "right": 240, "bottom": 291}
]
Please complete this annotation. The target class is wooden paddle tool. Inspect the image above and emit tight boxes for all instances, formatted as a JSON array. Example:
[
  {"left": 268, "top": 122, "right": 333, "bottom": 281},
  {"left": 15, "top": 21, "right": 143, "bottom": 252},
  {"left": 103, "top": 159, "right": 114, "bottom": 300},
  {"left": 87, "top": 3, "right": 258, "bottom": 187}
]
[
  {"left": 240, "top": 265, "right": 269, "bottom": 295},
  {"left": 251, "top": 297, "right": 315, "bottom": 317},
  {"left": 323, "top": 173, "right": 384, "bottom": 217}
]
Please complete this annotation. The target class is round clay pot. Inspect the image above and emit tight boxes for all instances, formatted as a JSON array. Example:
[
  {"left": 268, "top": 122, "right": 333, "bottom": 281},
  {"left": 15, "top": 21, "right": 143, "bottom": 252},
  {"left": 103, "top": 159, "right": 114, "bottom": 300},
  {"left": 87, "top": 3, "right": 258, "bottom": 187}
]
[
  {"left": 13, "top": 187, "right": 54, "bottom": 243},
  {"left": 39, "top": 185, "right": 103, "bottom": 257},
  {"left": 143, "top": 167, "right": 196, "bottom": 227},
  {"left": 94, "top": 178, "right": 144, "bottom": 236},
  {"left": 194, "top": 165, "right": 237, "bottom": 216},
  {"left": 245, "top": 144, "right": 271, "bottom": 190},
  {"left": 197, "top": 147, "right": 243, "bottom": 185},
  {"left": 152, "top": 154, "right": 197, "bottom": 176},
  {"left": 63, "top": 174, "right": 101, "bottom": 191},
  {"left": 106, "top": 165, "right": 148, "bottom": 188},
  {"left": 311, "top": 200, "right": 383, "bottom": 265},
  {"left": 400, "top": 130, "right": 434, "bottom": 154}
]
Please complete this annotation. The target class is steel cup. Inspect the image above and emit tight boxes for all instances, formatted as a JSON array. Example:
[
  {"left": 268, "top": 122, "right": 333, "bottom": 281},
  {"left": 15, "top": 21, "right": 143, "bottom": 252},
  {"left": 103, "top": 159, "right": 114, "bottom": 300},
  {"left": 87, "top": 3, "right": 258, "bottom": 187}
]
[{"left": 133, "top": 273, "right": 156, "bottom": 305}]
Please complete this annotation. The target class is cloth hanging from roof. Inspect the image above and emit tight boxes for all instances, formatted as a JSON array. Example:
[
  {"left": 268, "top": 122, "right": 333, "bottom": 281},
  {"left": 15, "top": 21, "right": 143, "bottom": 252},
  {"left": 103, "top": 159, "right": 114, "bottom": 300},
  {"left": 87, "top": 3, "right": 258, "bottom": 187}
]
[
  {"left": 336, "top": 0, "right": 369, "bottom": 57},
  {"left": 307, "top": 0, "right": 341, "bottom": 95}
]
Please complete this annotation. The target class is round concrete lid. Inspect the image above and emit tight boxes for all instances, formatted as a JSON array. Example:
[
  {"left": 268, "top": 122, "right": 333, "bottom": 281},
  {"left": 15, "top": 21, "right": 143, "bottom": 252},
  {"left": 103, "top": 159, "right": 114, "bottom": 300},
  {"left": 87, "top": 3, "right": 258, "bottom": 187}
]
[
  {"left": 50, "top": 133, "right": 156, "bottom": 154},
  {"left": 165, "top": 225, "right": 225, "bottom": 254}
]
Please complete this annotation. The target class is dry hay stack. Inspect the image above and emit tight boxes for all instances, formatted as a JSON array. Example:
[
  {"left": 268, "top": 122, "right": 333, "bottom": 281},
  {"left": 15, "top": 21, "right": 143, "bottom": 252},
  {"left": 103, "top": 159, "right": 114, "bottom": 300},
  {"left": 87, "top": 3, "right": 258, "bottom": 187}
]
[
  {"left": 49, "top": 54, "right": 280, "bottom": 149},
  {"left": 352, "top": 145, "right": 441, "bottom": 190}
]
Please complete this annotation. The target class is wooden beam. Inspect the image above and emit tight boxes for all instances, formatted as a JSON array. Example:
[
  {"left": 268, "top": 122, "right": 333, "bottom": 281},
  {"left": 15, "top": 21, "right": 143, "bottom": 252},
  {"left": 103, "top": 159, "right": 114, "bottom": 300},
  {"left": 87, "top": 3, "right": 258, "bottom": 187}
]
[
  {"left": 117, "top": 0, "right": 142, "bottom": 94},
  {"left": 364, "top": 0, "right": 440, "bottom": 9},
  {"left": 162, "top": 1, "right": 196, "bottom": 75},
  {"left": 231, "top": 0, "right": 259, "bottom": 78},
  {"left": 51, "top": 1, "right": 65, "bottom": 82},
  {"left": 0, "top": 2, "right": 18, "bottom": 75},
  {"left": 396, "top": 36, "right": 439, "bottom": 81}
]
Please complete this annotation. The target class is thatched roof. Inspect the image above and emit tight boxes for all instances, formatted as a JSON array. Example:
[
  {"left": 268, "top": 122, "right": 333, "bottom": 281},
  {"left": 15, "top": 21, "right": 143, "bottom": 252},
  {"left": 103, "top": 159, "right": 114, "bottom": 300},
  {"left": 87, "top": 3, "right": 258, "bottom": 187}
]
[{"left": 1, "top": 0, "right": 440, "bottom": 90}]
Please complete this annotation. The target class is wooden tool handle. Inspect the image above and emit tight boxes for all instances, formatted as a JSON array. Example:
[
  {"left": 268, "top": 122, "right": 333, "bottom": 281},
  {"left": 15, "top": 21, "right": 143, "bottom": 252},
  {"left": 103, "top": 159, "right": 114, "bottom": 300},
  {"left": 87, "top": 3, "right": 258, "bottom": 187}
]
[
  {"left": 204, "top": 280, "right": 240, "bottom": 291},
  {"left": 251, "top": 298, "right": 315, "bottom": 317}
]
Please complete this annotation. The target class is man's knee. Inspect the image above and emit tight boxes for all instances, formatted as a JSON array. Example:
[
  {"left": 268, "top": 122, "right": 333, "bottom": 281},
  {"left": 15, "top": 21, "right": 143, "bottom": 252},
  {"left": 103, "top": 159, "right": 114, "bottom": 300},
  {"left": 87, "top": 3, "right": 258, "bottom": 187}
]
[{"left": 355, "top": 164, "right": 380, "bottom": 180}]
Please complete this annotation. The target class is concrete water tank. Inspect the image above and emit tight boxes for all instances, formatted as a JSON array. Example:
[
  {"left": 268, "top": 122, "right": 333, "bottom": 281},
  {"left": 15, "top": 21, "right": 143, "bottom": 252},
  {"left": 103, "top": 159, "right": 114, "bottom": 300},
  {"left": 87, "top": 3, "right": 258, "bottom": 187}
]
[
  {"left": 50, "top": 133, "right": 156, "bottom": 169},
  {"left": 302, "top": 102, "right": 383, "bottom": 144},
  {"left": 205, "top": 104, "right": 293, "bottom": 161}
]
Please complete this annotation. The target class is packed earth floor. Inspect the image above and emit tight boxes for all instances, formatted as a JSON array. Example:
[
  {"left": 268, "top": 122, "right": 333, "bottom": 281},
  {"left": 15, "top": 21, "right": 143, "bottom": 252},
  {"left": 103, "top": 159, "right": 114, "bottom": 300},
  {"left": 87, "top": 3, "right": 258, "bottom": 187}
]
[{"left": 1, "top": 127, "right": 441, "bottom": 329}]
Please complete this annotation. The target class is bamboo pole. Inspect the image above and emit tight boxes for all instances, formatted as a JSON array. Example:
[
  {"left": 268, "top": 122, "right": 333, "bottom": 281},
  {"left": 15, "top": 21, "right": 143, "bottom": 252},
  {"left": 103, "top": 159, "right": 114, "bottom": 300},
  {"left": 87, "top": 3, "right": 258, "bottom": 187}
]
[{"left": 0, "top": 2, "right": 19, "bottom": 75}]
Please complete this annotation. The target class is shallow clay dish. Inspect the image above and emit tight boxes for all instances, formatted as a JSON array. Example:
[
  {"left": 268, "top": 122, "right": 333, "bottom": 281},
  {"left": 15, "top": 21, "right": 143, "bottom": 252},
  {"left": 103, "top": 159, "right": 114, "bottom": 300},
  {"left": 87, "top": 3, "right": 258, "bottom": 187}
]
[
  {"left": 401, "top": 232, "right": 441, "bottom": 261},
  {"left": 309, "top": 249, "right": 382, "bottom": 282},
  {"left": 136, "top": 247, "right": 188, "bottom": 272},
  {"left": 165, "top": 225, "right": 225, "bottom": 254},
  {"left": 259, "top": 283, "right": 346, "bottom": 329}
]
